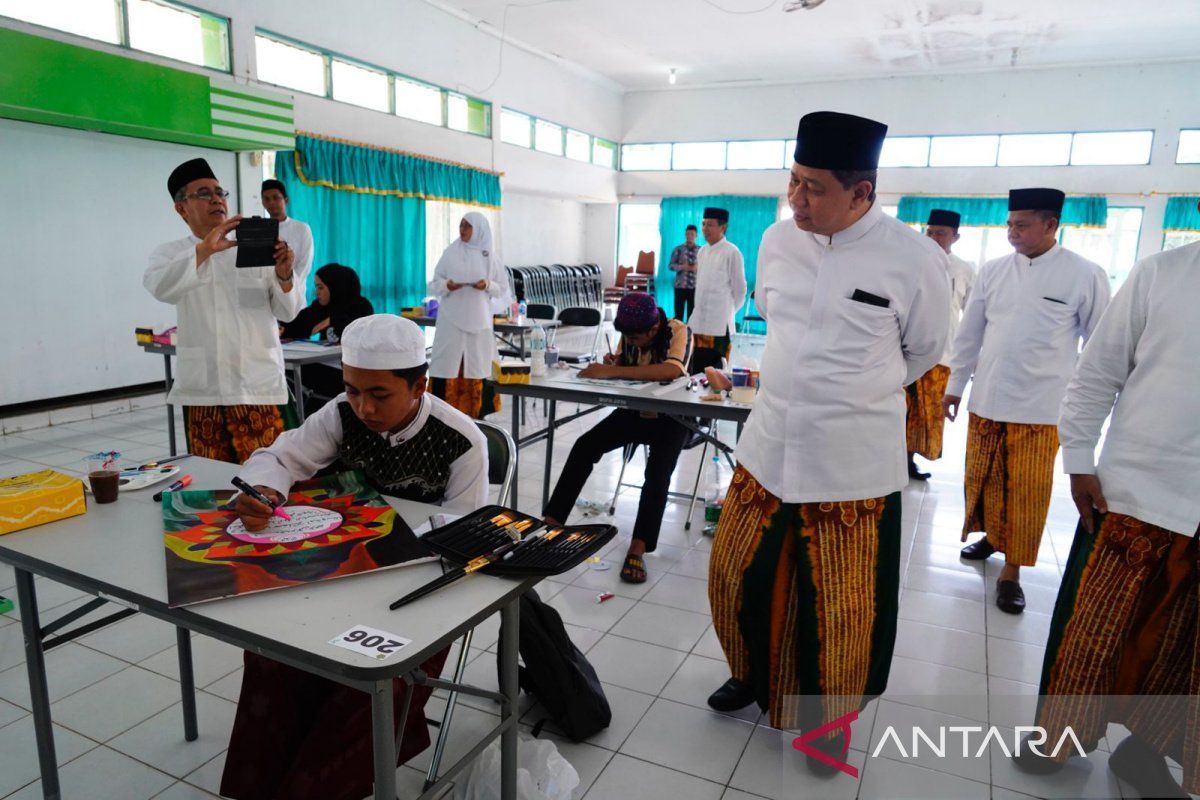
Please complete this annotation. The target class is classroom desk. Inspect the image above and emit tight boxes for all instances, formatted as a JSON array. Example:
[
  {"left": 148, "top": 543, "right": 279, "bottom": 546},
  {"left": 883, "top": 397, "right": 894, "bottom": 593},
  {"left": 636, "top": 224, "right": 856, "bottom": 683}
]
[
  {"left": 138, "top": 341, "right": 342, "bottom": 455},
  {"left": 492, "top": 371, "right": 754, "bottom": 508},
  {"left": 0, "top": 457, "right": 533, "bottom": 800},
  {"left": 407, "top": 316, "right": 563, "bottom": 359}
]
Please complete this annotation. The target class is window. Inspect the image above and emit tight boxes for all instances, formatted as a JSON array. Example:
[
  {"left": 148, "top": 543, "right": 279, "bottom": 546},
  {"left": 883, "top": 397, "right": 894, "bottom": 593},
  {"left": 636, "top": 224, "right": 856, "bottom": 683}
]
[
  {"left": 671, "top": 141, "right": 726, "bottom": 170},
  {"left": 565, "top": 129, "right": 591, "bottom": 162},
  {"left": 1060, "top": 207, "right": 1143, "bottom": 287},
  {"left": 727, "top": 140, "right": 785, "bottom": 170},
  {"left": 255, "top": 34, "right": 326, "bottom": 96},
  {"left": 534, "top": 119, "right": 563, "bottom": 155},
  {"left": 447, "top": 93, "right": 490, "bottom": 136},
  {"left": 500, "top": 109, "right": 531, "bottom": 147},
  {"left": 331, "top": 59, "right": 389, "bottom": 112},
  {"left": 997, "top": 133, "right": 1072, "bottom": 167},
  {"left": 1070, "top": 131, "right": 1153, "bottom": 166},
  {"left": 1177, "top": 130, "right": 1200, "bottom": 164},
  {"left": 125, "top": 0, "right": 228, "bottom": 70},
  {"left": 395, "top": 78, "right": 442, "bottom": 125},
  {"left": 879, "top": 137, "right": 930, "bottom": 168},
  {"left": 592, "top": 138, "right": 616, "bottom": 169},
  {"left": 617, "top": 203, "right": 661, "bottom": 268},
  {"left": 929, "top": 135, "right": 999, "bottom": 167},
  {"left": 1164, "top": 231, "right": 1200, "bottom": 251},
  {"left": 0, "top": 0, "right": 121, "bottom": 45},
  {"left": 620, "top": 143, "right": 671, "bottom": 171}
]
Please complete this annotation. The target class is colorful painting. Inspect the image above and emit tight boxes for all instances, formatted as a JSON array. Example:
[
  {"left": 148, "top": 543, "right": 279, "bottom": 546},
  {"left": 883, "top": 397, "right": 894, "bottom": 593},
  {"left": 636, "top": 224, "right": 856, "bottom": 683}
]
[{"left": 162, "top": 471, "right": 432, "bottom": 607}]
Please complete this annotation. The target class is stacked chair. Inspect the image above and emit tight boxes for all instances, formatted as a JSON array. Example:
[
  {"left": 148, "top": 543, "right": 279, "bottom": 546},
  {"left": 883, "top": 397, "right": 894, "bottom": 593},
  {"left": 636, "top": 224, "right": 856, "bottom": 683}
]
[{"left": 507, "top": 264, "right": 603, "bottom": 310}]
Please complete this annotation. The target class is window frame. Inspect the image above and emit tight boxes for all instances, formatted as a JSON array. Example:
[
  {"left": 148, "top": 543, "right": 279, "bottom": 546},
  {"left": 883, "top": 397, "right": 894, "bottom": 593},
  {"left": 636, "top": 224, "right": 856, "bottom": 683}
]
[
  {"left": 1176, "top": 129, "right": 1200, "bottom": 164},
  {"left": 725, "top": 139, "right": 787, "bottom": 171},
  {"left": 2, "top": 0, "right": 232, "bottom": 73},
  {"left": 498, "top": 106, "right": 615, "bottom": 170},
  {"left": 1068, "top": 129, "right": 1155, "bottom": 167},
  {"left": 619, "top": 142, "right": 674, "bottom": 172}
]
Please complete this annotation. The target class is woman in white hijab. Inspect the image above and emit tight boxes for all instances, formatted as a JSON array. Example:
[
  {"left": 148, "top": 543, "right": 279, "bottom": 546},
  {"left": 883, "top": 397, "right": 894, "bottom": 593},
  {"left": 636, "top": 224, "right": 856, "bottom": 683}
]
[{"left": 427, "top": 211, "right": 509, "bottom": 418}]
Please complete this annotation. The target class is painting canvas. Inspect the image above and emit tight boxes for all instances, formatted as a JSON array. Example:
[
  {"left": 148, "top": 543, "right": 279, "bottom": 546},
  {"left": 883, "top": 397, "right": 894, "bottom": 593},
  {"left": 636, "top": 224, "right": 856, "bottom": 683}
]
[{"left": 163, "top": 471, "right": 431, "bottom": 607}]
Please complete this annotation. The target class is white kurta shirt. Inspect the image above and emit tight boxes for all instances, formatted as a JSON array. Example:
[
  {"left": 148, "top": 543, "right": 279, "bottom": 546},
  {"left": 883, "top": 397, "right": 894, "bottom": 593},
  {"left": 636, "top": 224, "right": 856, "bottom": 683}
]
[
  {"left": 427, "top": 239, "right": 508, "bottom": 379},
  {"left": 144, "top": 235, "right": 302, "bottom": 406},
  {"left": 736, "top": 204, "right": 951, "bottom": 503},
  {"left": 687, "top": 237, "right": 747, "bottom": 337},
  {"left": 947, "top": 244, "right": 1111, "bottom": 425},
  {"left": 1058, "top": 242, "right": 1200, "bottom": 536},
  {"left": 942, "top": 252, "right": 976, "bottom": 364},
  {"left": 277, "top": 216, "right": 314, "bottom": 308},
  {"left": 239, "top": 392, "right": 489, "bottom": 509}
]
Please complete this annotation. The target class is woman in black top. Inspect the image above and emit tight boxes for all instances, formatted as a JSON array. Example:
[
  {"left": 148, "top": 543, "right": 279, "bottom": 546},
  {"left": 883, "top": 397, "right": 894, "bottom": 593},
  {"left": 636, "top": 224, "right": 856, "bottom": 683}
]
[
  {"left": 280, "top": 264, "right": 375, "bottom": 411},
  {"left": 281, "top": 263, "right": 375, "bottom": 342}
]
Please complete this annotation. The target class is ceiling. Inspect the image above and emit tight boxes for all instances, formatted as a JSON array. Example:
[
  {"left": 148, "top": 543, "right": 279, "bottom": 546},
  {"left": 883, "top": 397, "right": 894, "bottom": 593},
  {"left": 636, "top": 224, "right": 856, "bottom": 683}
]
[{"left": 437, "top": 0, "right": 1200, "bottom": 90}]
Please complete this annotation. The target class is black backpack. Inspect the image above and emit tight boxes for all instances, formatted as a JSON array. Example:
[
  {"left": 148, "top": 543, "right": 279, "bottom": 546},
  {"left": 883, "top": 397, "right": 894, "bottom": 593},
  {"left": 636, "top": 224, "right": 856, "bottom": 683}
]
[{"left": 497, "top": 588, "right": 611, "bottom": 742}]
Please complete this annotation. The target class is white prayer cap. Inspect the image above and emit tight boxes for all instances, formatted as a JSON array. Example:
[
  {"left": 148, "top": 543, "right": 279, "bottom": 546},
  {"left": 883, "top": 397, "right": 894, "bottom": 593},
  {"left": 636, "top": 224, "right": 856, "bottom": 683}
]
[{"left": 340, "top": 314, "right": 428, "bottom": 371}]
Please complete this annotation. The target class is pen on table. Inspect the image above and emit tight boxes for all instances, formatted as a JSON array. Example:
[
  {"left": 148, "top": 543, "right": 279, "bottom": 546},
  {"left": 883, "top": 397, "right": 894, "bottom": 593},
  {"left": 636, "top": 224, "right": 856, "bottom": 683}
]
[
  {"left": 153, "top": 474, "right": 192, "bottom": 502},
  {"left": 604, "top": 333, "right": 614, "bottom": 358},
  {"left": 139, "top": 453, "right": 192, "bottom": 470},
  {"left": 231, "top": 476, "right": 292, "bottom": 521}
]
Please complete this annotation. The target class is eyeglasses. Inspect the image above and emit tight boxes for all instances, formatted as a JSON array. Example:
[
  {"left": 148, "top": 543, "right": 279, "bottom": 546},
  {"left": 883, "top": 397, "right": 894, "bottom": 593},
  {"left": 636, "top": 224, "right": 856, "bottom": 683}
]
[{"left": 183, "top": 188, "right": 230, "bottom": 202}]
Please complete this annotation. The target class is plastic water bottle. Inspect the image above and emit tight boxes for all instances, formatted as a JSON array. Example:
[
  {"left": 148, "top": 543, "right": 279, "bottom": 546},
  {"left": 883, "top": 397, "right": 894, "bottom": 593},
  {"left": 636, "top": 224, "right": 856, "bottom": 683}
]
[
  {"left": 509, "top": 300, "right": 520, "bottom": 322},
  {"left": 518, "top": 300, "right": 528, "bottom": 324},
  {"left": 703, "top": 454, "right": 727, "bottom": 534},
  {"left": 530, "top": 322, "right": 547, "bottom": 377}
]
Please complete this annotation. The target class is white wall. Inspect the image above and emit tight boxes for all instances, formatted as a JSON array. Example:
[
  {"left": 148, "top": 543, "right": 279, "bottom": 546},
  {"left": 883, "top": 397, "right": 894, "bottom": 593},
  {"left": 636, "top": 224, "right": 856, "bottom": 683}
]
[
  {"left": 619, "top": 61, "right": 1200, "bottom": 252},
  {"left": 500, "top": 192, "right": 586, "bottom": 265}
]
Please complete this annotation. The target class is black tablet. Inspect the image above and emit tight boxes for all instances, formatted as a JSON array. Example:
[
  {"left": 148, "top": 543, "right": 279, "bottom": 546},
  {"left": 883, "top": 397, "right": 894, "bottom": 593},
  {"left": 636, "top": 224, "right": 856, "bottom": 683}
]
[{"left": 235, "top": 216, "right": 279, "bottom": 268}]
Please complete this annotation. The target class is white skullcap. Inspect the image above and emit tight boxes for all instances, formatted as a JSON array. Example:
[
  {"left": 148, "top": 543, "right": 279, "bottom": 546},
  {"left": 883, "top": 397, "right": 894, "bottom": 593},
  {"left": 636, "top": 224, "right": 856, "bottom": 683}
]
[{"left": 340, "top": 314, "right": 428, "bottom": 371}]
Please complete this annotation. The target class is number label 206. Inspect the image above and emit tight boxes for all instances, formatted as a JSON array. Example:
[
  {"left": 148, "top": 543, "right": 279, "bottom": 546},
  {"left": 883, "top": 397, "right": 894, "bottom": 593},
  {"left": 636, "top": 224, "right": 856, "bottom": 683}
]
[{"left": 329, "top": 625, "right": 412, "bottom": 661}]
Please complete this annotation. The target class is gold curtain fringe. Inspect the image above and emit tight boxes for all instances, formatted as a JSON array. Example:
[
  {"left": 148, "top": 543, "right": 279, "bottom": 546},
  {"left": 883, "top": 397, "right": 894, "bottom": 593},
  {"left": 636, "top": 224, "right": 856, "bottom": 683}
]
[
  {"left": 290, "top": 152, "right": 502, "bottom": 208},
  {"left": 295, "top": 130, "right": 504, "bottom": 178}
]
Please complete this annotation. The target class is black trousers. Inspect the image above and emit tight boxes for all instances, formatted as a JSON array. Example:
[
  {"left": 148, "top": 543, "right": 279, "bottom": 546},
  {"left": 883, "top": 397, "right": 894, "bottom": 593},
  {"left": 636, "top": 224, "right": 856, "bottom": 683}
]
[
  {"left": 543, "top": 409, "right": 689, "bottom": 552},
  {"left": 674, "top": 288, "right": 695, "bottom": 321}
]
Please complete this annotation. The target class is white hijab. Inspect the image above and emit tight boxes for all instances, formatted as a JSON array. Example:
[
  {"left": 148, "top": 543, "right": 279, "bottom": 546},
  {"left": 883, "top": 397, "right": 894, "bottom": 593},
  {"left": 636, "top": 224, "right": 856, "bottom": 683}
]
[
  {"left": 431, "top": 212, "right": 505, "bottom": 331},
  {"left": 461, "top": 211, "right": 494, "bottom": 255}
]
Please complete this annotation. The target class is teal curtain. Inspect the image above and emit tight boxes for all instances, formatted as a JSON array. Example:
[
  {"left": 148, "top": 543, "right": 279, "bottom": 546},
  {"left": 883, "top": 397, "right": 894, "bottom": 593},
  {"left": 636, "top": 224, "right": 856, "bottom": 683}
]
[
  {"left": 287, "top": 134, "right": 501, "bottom": 207},
  {"left": 898, "top": 195, "right": 1108, "bottom": 228},
  {"left": 277, "top": 147, "right": 426, "bottom": 315},
  {"left": 658, "top": 195, "right": 778, "bottom": 331},
  {"left": 1164, "top": 197, "right": 1200, "bottom": 231}
]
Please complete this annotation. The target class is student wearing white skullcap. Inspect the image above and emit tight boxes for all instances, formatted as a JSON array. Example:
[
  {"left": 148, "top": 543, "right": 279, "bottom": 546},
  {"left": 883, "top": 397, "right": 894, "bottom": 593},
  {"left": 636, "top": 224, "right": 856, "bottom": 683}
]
[
  {"left": 236, "top": 313, "right": 488, "bottom": 518},
  {"left": 224, "top": 314, "right": 487, "bottom": 800}
]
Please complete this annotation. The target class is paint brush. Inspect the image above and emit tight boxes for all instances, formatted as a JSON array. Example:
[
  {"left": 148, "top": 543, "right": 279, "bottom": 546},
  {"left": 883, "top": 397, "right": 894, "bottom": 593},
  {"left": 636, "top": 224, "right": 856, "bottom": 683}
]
[
  {"left": 153, "top": 474, "right": 192, "bottom": 502},
  {"left": 389, "top": 537, "right": 524, "bottom": 609},
  {"left": 231, "top": 476, "right": 292, "bottom": 521}
]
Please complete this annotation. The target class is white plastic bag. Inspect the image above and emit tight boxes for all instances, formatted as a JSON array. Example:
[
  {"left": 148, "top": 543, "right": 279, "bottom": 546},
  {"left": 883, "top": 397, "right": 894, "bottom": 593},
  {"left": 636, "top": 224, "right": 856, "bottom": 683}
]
[{"left": 454, "top": 735, "right": 579, "bottom": 800}]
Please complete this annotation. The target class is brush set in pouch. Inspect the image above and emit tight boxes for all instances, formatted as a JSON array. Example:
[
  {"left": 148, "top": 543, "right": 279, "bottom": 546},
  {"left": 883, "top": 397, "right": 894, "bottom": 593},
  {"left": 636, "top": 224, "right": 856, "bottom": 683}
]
[{"left": 421, "top": 505, "right": 617, "bottom": 577}]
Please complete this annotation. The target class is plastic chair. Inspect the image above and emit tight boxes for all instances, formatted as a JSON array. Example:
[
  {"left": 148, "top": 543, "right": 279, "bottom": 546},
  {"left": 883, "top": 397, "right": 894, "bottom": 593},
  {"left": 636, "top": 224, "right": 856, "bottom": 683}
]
[
  {"left": 425, "top": 420, "right": 515, "bottom": 790},
  {"left": 739, "top": 291, "right": 766, "bottom": 335}
]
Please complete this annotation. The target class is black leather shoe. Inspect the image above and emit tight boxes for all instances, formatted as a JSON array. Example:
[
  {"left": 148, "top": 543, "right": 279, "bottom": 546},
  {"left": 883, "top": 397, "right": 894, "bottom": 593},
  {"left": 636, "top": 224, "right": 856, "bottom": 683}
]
[
  {"left": 907, "top": 458, "right": 931, "bottom": 481},
  {"left": 960, "top": 538, "right": 996, "bottom": 560},
  {"left": 803, "top": 732, "right": 846, "bottom": 777},
  {"left": 1109, "top": 734, "right": 1189, "bottom": 798},
  {"left": 707, "top": 678, "right": 755, "bottom": 712},
  {"left": 996, "top": 580, "right": 1026, "bottom": 614},
  {"left": 1012, "top": 733, "right": 1065, "bottom": 774}
]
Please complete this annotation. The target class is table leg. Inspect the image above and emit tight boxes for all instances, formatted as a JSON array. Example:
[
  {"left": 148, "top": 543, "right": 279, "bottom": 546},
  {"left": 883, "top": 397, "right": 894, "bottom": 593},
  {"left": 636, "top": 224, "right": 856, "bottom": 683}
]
[
  {"left": 16, "top": 570, "right": 60, "bottom": 800},
  {"left": 371, "top": 678, "right": 397, "bottom": 800},
  {"left": 163, "top": 354, "right": 177, "bottom": 457},
  {"left": 292, "top": 364, "right": 306, "bottom": 421},
  {"left": 499, "top": 597, "right": 519, "bottom": 800},
  {"left": 175, "top": 628, "right": 198, "bottom": 742},
  {"left": 541, "top": 399, "right": 557, "bottom": 509},
  {"left": 511, "top": 394, "right": 521, "bottom": 490}
]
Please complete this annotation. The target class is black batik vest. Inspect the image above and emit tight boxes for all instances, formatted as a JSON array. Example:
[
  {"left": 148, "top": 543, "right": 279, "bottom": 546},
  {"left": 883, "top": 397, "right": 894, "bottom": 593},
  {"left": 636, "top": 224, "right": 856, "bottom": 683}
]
[{"left": 336, "top": 402, "right": 473, "bottom": 503}]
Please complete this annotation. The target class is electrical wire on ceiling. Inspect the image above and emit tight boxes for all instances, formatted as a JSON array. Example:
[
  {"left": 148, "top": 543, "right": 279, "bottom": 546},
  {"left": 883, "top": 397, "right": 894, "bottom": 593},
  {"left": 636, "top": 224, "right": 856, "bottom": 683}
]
[
  {"left": 465, "top": 0, "right": 578, "bottom": 97},
  {"left": 699, "top": 0, "right": 780, "bottom": 14}
]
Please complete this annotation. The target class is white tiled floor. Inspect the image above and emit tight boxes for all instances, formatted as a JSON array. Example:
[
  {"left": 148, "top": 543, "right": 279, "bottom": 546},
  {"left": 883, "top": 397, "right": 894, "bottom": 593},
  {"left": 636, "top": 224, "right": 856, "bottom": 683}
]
[{"left": 0, "top": 397, "right": 1192, "bottom": 799}]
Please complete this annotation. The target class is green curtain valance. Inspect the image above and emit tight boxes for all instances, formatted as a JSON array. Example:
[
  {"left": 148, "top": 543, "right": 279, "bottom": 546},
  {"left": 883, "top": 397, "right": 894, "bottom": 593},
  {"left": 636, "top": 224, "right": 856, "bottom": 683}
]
[
  {"left": 1163, "top": 197, "right": 1200, "bottom": 232},
  {"left": 285, "top": 133, "right": 502, "bottom": 208},
  {"left": 897, "top": 195, "right": 1108, "bottom": 228}
]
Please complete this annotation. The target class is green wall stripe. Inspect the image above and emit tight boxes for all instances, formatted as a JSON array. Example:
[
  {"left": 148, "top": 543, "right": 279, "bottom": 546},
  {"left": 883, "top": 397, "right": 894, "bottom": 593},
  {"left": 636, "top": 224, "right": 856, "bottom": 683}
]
[
  {"left": 212, "top": 107, "right": 293, "bottom": 131},
  {"left": 209, "top": 96, "right": 293, "bottom": 122},
  {"left": 210, "top": 86, "right": 292, "bottom": 110},
  {"left": 212, "top": 117, "right": 296, "bottom": 137}
]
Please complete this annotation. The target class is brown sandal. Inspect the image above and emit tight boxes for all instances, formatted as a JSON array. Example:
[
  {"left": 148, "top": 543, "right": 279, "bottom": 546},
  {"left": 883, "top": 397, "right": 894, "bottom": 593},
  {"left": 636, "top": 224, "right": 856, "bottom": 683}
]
[{"left": 620, "top": 554, "right": 647, "bottom": 584}]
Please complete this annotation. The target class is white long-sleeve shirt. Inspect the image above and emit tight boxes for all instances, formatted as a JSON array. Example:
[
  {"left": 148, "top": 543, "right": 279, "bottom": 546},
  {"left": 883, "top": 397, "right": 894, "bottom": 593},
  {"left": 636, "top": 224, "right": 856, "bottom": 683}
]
[
  {"left": 946, "top": 244, "right": 1110, "bottom": 425},
  {"left": 687, "top": 237, "right": 746, "bottom": 337},
  {"left": 736, "top": 204, "right": 951, "bottom": 503},
  {"left": 1058, "top": 242, "right": 1200, "bottom": 536},
  {"left": 277, "top": 216, "right": 314, "bottom": 309},
  {"left": 144, "top": 235, "right": 302, "bottom": 406},
  {"left": 942, "top": 252, "right": 976, "bottom": 364},
  {"left": 239, "top": 392, "right": 489, "bottom": 510}
]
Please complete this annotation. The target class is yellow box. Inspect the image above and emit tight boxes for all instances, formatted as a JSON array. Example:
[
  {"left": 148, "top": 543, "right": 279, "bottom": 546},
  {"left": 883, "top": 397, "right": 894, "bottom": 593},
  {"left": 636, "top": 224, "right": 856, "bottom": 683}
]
[
  {"left": 491, "top": 359, "right": 531, "bottom": 385},
  {"left": 0, "top": 469, "right": 86, "bottom": 535}
]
